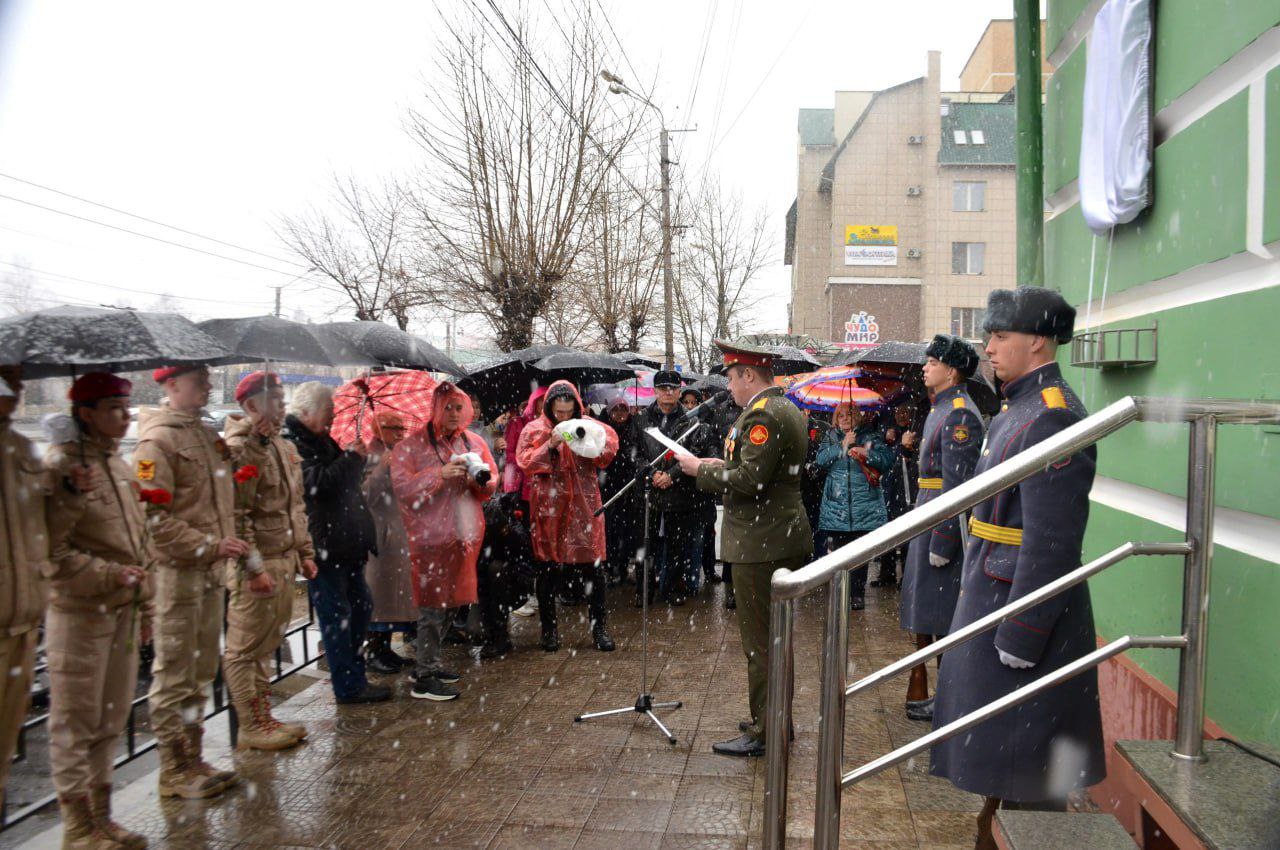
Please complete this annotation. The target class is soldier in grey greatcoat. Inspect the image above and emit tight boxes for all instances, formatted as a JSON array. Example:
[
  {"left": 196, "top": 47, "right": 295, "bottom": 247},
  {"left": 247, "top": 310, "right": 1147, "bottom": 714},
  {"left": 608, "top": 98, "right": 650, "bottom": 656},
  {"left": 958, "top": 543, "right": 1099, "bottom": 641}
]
[
  {"left": 929, "top": 288, "right": 1104, "bottom": 850},
  {"left": 898, "top": 334, "right": 983, "bottom": 721}
]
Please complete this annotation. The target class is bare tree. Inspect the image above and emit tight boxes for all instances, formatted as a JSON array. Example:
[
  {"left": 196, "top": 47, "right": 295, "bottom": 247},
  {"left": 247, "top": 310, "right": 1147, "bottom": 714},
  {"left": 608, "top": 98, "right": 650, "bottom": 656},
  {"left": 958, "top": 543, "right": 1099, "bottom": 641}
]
[
  {"left": 0, "top": 263, "right": 46, "bottom": 316},
  {"left": 577, "top": 178, "right": 662, "bottom": 352},
  {"left": 406, "top": 7, "right": 650, "bottom": 351},
  {"left": 278, "top": 177, "right": 424, "bottom": 330},
  {"left": 673, "top": 181, "right": 774, "bottom": 371}
]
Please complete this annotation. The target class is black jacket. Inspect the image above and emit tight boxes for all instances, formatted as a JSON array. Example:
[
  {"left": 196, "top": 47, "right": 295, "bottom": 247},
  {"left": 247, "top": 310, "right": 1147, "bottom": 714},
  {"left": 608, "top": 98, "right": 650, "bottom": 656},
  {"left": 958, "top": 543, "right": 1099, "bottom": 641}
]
[
  {"left": 282, "top": 415, "right": 377, "bottom": 568},
  {"left": 630, "top": 402, "right": 710, "bottom": 513}
]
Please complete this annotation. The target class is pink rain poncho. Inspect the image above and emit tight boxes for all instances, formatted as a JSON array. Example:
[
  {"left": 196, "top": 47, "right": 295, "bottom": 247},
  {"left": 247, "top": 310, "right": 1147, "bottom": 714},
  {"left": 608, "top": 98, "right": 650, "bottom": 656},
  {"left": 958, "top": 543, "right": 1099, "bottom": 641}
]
[
  {"left": 515, "top": 380, "right": 618, "bottom": 566},
  {"left": 390, "top": 382, "right": 497, "bottom": 608},
  {"left": 503, "top": 386, "right": 547, "bottom": 499}
]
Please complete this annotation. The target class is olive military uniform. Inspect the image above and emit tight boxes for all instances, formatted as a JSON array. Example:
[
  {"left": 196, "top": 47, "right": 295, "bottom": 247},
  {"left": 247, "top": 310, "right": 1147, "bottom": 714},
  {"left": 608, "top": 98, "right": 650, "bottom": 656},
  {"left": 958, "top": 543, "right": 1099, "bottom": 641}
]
[{"left": 696, "top": 385, "right": 812, "bottom": 742}]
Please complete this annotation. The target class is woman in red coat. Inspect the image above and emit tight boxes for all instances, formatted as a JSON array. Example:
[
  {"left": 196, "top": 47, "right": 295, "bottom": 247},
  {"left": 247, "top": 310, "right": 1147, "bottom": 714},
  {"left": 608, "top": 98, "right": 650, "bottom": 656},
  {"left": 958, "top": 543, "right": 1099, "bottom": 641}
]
[
  {"left": 391, "top": 381, "right": 497, "bottom": 700},
  {"left": 515, "top": 380, "right": 618, "bottom": 652}
]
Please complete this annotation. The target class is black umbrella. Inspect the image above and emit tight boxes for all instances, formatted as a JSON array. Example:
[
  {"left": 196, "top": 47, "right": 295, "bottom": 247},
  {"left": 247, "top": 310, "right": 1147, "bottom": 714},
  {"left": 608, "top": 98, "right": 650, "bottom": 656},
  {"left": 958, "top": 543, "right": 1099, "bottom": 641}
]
[
  {"left": 534, "top": 351, "right": 638, "bottom": 385},
  {"left": 691, "top": 374, "right": 728, "bottom": 393},
  {"left": 831, "top": 341, "right": 928, "bottom": 369},
  {"left": 321, "top": 321, "right": 466, "bottom": 377},
  {"left": 198, "top": 316, "right": 376, "bottom": 368},
  {"left": 457, "top": 344, "right": 572, "bottom": 418},
  {"left": 764, "top": 344, "right": 822, "bottom": 376},
  {"left": 0, "top": 306, "right": 235, "bottom": 379},
  {"left": 614, "top": 350, "right": 663, "bottom": 369},
  {"left": 833, "top": 341, "right": 999, "bottom": 416}
]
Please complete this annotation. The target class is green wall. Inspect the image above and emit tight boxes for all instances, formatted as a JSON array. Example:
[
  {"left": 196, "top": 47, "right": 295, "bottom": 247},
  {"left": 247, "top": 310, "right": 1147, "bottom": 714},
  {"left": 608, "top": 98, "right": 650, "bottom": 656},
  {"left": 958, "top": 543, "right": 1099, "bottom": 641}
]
[{"left": 1044, "top": 2, "right": 1280, "bottom": 747}]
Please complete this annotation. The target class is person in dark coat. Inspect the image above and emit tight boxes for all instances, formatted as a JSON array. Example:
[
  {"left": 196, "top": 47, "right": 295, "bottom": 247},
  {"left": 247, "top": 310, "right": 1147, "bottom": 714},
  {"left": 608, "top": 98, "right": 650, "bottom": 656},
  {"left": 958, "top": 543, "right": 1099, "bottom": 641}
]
[
  {"left": 898, "top": 335, "right": 984, "bottom": 721},
  {"left": 873, "top": 403, "right": 918, "bottom": 586},
  {"left": 708, "top": 393, "right": 742, "bottom": 607},
  {"left": 597, "top": 397, "right": 641, "bottom": 586},
  {"left": 680, "top": 387, "right": 720, "bottom": 590},
  {"left": 929, "top": 288, "right": 1102, "bottom": 850},
  {"left": 799, "top": 411, "right": 829, "bottom": 562},
  {"left": 282, "top": 382, "right": 389, "bottom": 704}
]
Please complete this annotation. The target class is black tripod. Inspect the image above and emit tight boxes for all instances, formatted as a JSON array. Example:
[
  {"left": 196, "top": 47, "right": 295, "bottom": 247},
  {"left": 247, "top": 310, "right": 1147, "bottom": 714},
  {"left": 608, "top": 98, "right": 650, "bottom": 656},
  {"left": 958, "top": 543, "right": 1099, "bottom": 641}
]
[{"left": 573, "top": 421, "right": 701, "bottom": 745}]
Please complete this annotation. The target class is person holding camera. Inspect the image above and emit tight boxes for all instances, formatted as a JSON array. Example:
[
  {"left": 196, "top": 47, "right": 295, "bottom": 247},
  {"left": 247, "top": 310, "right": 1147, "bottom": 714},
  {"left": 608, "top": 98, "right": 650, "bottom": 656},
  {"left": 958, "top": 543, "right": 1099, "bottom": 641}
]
[{"left": 391, "top": 381, "right": 497, "bottom": 701}]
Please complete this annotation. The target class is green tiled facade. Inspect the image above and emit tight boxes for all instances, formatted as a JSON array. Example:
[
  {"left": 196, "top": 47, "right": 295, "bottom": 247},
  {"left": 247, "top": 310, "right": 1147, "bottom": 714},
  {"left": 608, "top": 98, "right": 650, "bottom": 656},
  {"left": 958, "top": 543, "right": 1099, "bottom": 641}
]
[{"left": 1044, "top": 2, "right": 1280, "bottom": 746}]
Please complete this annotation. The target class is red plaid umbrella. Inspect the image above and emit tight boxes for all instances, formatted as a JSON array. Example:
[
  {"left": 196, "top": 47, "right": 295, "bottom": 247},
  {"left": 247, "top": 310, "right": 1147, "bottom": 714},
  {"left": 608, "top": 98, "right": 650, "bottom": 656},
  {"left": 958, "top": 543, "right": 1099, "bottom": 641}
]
[{"left": 330, "top": 370, "right": 437, "bottom": 449}]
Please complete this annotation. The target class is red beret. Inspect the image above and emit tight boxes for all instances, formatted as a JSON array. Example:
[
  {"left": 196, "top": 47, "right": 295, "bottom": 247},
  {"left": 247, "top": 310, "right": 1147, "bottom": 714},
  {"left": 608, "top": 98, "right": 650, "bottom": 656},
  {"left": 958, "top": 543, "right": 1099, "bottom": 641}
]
[
  {"left": 69, "top": 372, "right": 132, "bottom": 404},
  {"left": 152, "top": 364, "right": 203, "bottom": 384},
  {"left": 234, "top": 371, "right": 282, "bottom": 403}
]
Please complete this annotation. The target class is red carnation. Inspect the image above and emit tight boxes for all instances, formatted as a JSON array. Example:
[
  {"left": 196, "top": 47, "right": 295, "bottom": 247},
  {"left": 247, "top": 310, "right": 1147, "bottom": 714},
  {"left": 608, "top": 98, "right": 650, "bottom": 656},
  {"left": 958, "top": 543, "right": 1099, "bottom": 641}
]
[
  {"left": 138, "top": 488, "right": 173, "bottom": 506},
  {"left": 234, "top": 465, "right": 260, "bottom": 484},
  {"left": 809, "top": 428, "right": 817, "bottom": 440},
  {"left": 663, "top": 451, "right": 674, "bottom": 462}
]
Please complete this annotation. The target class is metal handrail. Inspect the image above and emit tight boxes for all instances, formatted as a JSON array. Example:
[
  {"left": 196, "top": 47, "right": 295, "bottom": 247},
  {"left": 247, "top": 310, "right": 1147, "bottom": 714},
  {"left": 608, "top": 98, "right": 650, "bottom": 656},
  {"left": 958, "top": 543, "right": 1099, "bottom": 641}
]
[{"left": 760, "top": 395, "right": 1280, "bottom": 850}]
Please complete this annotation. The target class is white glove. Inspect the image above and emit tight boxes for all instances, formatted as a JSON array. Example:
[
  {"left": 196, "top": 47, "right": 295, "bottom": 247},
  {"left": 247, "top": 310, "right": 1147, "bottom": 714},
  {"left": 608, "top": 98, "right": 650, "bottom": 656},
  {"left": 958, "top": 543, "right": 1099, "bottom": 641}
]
[
  {"left": 928, "top": 552, "right": 949, "bottom": 567},
  {"left": 998, "top": 648, "right": 1035, "bottom": 669}
]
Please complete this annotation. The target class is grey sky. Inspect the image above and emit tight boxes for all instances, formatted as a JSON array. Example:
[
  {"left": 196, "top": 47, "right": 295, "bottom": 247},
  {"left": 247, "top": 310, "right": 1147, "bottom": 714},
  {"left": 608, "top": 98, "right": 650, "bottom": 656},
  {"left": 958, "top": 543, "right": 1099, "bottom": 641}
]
[{"left": 0, "top": 0, "right": 1017, "bottom": 351}]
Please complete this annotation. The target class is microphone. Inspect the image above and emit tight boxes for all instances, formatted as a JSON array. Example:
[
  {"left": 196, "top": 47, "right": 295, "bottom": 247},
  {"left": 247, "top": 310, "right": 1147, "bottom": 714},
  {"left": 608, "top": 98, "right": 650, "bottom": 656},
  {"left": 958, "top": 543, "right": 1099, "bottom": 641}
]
[{"left": 681, "top": 390, "right": 730, "bottom": 421}]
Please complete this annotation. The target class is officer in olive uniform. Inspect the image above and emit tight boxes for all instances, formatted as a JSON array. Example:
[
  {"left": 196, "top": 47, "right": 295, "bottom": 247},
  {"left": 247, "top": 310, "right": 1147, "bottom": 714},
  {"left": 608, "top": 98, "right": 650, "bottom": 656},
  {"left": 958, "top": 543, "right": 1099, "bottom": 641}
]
[
  {"left": 928, "top": 288, "right": 1103, "bottom": 850},
  {"left": 677, "top": 340, "right": 812, "bottom": 757},
  {"left": 898, "top": 334, "right": 983, "bottom": 722}
]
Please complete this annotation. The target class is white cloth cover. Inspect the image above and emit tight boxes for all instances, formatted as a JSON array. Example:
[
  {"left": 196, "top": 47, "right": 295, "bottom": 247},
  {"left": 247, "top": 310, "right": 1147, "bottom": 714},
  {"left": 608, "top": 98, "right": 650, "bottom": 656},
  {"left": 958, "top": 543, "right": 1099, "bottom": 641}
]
[
  {"left": 554, "top": 417, "right": 607, "bottom": 459},
  {"left": 1079, "top": 0, "right": 1154, "bottom": 235}
]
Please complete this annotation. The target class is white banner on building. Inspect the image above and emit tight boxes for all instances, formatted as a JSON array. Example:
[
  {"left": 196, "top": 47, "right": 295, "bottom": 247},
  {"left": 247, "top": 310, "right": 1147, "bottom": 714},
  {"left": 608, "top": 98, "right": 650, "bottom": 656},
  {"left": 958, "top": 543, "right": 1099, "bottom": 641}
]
[{"left": 844, "top": 225, "right": 898, "bottom": 266}]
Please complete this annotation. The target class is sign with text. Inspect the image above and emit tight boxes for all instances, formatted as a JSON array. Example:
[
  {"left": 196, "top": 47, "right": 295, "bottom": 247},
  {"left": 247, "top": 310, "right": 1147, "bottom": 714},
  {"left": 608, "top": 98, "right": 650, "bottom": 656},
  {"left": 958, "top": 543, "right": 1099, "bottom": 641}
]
[
  {"left": 841, "top": 310, "right": 881, "bottom": 349},
  {"left": 844, "top": 225, "right": 898, "bottom": 266}
]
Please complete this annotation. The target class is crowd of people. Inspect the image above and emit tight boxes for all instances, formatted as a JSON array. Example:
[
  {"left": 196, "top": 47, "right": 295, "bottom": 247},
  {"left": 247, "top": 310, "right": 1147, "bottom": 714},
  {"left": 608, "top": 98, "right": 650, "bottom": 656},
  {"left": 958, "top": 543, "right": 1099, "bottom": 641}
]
[{"left": 0, "top": 285, "right": 1103, "bottom": 850}]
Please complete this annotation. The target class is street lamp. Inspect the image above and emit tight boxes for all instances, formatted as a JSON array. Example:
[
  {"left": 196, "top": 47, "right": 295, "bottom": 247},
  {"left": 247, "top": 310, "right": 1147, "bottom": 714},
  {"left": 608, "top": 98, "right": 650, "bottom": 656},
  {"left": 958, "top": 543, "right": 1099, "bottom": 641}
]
[{"left": 603, "top": 69, "right": 676, "bottom": 370}]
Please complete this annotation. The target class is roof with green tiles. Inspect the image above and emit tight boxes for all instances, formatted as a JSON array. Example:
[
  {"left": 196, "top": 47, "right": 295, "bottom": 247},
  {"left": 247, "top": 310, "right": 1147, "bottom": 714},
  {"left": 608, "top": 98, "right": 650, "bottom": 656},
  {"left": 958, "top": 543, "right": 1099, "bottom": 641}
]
[
  {"left": 939, "top": 101, "right": 1016, "bottom": 165},
  {"left": 798, "top": 108, "right": 835, "bottom": 146}
]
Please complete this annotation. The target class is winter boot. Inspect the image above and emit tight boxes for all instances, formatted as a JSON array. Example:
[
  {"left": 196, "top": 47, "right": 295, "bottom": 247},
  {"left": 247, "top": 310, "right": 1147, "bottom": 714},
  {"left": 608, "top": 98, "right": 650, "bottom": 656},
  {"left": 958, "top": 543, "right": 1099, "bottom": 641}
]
[
  {"left": 89, "top": 785, "right": 147, "bottom": 849},
  {"left": 592, "top": 624, "right": 615, "bottom": 653},
  {"left": 234, "top": 697, "right": 300, "bottom": 751},
  {"left": 364, "top": 631, "right": 401, "bottom": 675},
  {"left": 156, "top": 742, "right": 225, "bottom": 800},
  {"left": 58, "top": 794, "right": 122, "bottom": 849},
  {"left": 182, "top": 725, "right": 237, "bottom": 792},
  {"left": 257, "top": 688, "right": 307, "bottom": 740}
]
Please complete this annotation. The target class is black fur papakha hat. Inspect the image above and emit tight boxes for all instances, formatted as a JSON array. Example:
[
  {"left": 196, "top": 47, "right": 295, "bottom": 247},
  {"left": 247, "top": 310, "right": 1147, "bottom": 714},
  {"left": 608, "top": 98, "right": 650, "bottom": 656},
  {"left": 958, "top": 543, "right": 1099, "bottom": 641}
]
[
  {"left": 981, "top": 286, "right": 1076, "bottom": 344},
  {"left": 924, "top": 334, "right": 979, "bottom": 377}
]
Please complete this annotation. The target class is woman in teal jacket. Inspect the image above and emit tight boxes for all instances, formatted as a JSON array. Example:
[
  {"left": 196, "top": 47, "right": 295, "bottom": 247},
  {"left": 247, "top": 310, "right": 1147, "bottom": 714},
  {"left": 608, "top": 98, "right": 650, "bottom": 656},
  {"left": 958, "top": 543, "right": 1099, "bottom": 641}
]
[{"left": 817, "top": 402, "right": 893, "bottom": 609}]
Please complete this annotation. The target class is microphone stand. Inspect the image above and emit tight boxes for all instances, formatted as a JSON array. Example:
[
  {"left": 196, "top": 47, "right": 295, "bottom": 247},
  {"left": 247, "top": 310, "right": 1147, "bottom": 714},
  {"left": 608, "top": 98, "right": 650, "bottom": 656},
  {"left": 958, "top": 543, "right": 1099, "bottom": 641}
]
[{"left": 575, "top": 421, "right": 701, "bottom": 745}]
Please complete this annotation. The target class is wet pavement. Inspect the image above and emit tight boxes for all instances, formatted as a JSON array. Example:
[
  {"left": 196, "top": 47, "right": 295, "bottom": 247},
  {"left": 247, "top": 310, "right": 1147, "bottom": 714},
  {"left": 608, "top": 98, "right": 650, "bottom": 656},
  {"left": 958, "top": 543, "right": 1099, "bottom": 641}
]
[{"left": 7, "top": 578, "right": 982, "bottom": 849}]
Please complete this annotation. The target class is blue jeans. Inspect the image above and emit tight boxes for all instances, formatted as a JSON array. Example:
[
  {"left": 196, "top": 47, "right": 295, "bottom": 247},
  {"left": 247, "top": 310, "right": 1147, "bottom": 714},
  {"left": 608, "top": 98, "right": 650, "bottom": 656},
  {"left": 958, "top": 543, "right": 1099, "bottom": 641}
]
[{"left": 308, "top": 561, "right": 373, "bottom": 699}]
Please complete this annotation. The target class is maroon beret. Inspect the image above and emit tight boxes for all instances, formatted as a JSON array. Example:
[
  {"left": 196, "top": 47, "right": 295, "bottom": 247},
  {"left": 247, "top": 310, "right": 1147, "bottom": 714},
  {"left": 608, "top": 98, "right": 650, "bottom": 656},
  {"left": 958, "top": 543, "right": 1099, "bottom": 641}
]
[
  {"left": 234, "top": 371, "right": 282, "bottom": 403},
  {"left": 69, "top": 372, "right": 133, "bottom": 404},
  {"left": 152, "top": 364, "right": 203, "bottom": 384}
]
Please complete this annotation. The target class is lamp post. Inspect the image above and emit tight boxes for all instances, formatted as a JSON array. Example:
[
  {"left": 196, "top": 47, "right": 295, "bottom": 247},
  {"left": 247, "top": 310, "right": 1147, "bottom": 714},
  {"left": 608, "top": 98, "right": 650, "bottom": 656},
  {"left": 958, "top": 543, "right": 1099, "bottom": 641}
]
[{"left": 603, "top": 70, "right": 676, "bottom": 369}]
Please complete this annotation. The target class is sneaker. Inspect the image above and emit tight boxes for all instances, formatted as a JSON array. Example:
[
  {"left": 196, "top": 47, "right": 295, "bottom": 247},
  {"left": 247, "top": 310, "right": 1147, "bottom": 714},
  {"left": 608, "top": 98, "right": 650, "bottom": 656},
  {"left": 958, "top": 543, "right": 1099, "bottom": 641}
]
[
  {"left": 512, "top": 599, "right": 538, "bottom": 618},
  {"left": 434, "top": 669, "right": 461, "bottom": 684},
  {"left": 411, "top": 676, "right": 459, "bottom": 702}
]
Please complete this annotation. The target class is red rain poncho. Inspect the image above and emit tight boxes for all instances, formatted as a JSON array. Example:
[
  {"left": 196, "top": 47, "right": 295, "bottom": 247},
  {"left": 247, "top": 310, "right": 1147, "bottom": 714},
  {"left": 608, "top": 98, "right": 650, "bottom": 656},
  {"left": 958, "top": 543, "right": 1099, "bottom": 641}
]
[
  {"left": 390, "top": 383, "right": 497, "bottom": 608},
  {"left": 503, "top": 386, "right": 548, "bottom": 499},
  {"left": 515, "top": 380, "right": 618, "bottom": 565}
]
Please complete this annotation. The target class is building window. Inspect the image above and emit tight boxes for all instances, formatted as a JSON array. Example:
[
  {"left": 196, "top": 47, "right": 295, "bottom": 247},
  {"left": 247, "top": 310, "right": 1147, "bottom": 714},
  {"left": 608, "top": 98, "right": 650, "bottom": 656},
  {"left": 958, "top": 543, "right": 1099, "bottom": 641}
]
[
  {"left": 953, "top": 130, "right": 968, "bottom": 145},
  {"left": 951, "top": 242, "right": 985, "bottom": 275},
  {"left": 970, "top": 129, "right": 986, "bottom": 145},
  {"left": 951, "top": 308, "right": 985, "bottom": 339},
  {"left": 952, "top": 181, "right": 986, "bottom": 212}
]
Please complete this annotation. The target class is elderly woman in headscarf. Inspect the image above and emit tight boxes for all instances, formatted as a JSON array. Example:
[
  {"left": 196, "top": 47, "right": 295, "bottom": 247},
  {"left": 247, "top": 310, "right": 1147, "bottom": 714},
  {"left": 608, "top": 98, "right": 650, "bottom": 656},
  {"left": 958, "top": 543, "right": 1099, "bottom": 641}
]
[
  {"left": 361, "top": 410, "right": 416, "bottom": 674},
  {"left": 391, "top": 382, "right": 497, "bottom": 702}
]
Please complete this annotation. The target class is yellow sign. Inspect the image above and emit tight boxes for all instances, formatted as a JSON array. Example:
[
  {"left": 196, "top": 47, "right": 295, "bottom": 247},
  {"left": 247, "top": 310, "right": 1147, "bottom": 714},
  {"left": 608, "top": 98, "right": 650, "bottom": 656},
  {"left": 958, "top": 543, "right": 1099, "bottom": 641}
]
[{"left": 844, "top": 225, "right": 898, "bottom": 266}]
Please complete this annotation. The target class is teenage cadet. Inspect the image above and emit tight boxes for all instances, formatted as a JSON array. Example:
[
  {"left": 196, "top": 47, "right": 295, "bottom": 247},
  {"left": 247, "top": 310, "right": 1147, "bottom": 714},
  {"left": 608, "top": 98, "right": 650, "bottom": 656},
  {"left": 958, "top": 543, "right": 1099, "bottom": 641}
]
[
  {"left": 222, "top": 371, "right": 318, "bottom": 749},
  {"left": 898, "top": 334, "right": 983, "bottom": 722},
  {"left": 46, "top": 373, "right": 155, "bottom": 849},
  {"left": 135, "top": 365, "right": 241, "bottom": 798},
  {"left": 929, "top": 288, "right": 1104, "bottom": 850},
  {"left": 677, "top": 340, "right": 812, "bottom": 758}
]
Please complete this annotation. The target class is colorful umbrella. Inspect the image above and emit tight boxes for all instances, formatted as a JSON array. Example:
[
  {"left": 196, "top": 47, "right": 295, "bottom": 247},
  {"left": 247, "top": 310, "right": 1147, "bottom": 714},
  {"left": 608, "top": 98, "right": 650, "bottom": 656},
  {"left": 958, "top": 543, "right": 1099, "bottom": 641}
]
[
  {"left": 792, "top": 365, "right": 909, "bottom": 404},
  {"left": 786, "top": 370, "right": 884, "bottom": 412},
  {"left": 330, "top": 370, "right": 437, "bottom": 449}
]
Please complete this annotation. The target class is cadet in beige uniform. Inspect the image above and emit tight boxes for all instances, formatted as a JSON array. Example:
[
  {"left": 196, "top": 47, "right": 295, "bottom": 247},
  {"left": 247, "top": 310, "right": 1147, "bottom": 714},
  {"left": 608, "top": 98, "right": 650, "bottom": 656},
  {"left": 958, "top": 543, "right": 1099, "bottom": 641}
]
[
  {"left": 135, "top": 365, "right": 242, "bottom": 799},
  {"left": 222, "top": 371, "right": 318, "bottom": 750},
  {"left": 0, "top": 365, "right": 56, "bottom": 806},
  {"left": 46, "top": 372, "right": 155, "bottom": 849}
]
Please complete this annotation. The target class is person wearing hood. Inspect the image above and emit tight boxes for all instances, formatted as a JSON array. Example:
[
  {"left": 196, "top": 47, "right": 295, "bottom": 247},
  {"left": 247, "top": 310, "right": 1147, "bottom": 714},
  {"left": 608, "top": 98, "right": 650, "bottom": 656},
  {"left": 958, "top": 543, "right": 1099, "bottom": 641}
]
[
  {"left": 390, "top": 381, "right": 497, "bottom": 701},
  {"left": 815, "top": 401, "right": 893, "bottom": 611},
  {"left": 361, "top": 410, "right": 416, "bottom": 674},
  {"left": 135, "top": 364, "right": 242, "bottom": 800},
  {"left": 283, "top": 382, "right": 388, "bottom": 706},
  {"left": 515, "top": 380, "right": 618, "bottom": 652},
  {"left": 44, "top": 373, "right": 155, "bottom": 848},
  {"left": 222, "top": 371, "right": 318, "bottom": 749},
  {"left": 505, "top": 387, "right": 547, "bottom": 620}
]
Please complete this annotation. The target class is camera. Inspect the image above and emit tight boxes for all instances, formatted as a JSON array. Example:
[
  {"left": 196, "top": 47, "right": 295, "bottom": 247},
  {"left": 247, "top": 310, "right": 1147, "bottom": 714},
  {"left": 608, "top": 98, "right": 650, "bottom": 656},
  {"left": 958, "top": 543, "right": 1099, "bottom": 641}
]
[{"left": 451, "top": 452, "right": 491, "bottom": 486}]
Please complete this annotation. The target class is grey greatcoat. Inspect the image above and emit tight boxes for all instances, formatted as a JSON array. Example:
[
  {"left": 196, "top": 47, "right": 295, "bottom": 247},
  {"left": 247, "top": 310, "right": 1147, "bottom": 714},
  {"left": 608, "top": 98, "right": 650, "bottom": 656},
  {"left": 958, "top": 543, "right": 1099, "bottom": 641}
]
[
  {"left": 930, "top": 362, "right": 1105, "bottom": 801},
  {"left": 899, "top": 384, "right": 983, "bottom": 636},
  {"left": 362, "top": 456, "right": 417, "bottom": 624}
]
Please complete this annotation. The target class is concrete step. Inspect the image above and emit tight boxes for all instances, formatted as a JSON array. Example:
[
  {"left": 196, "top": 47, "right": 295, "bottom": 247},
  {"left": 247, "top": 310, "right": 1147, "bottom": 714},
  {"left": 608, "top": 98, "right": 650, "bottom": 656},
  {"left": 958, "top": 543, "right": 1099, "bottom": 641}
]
[
  {"left": 1115, "top": 739, "right": 1280, "bottom": 850},
  {"left": 994, "top": 811, "right": 1135, "bottom": 850}
]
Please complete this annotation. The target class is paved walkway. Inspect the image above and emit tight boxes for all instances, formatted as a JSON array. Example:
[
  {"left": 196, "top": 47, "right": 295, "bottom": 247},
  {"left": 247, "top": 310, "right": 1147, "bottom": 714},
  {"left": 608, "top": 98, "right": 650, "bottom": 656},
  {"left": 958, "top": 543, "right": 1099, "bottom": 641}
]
[{"left": 11, "top": 579, "right": 982, "bottom": 849}]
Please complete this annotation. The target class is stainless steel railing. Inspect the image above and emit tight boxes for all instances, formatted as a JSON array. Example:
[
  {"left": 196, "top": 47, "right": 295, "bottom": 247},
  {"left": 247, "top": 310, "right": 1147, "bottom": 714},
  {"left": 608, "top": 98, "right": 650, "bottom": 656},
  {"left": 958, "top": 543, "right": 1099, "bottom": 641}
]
[{"left": 760, "top": 396, "right": 1280, "bottom": 850}]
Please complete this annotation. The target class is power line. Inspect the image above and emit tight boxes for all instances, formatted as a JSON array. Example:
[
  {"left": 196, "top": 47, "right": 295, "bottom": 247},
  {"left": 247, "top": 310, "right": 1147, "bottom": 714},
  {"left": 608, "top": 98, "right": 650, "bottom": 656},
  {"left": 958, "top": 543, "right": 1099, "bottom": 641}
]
[
  {"left": 682, "top": 0, "right": 719, "bottom": 121},
  {"left": 0, "top": 172, "right": 305, "bottom": 268},
  {"left": 0, "top": 259, "right": 276, "bottom": 306},
  {"left": 0, "top": 192, "right": 313, "bottom": 279}
]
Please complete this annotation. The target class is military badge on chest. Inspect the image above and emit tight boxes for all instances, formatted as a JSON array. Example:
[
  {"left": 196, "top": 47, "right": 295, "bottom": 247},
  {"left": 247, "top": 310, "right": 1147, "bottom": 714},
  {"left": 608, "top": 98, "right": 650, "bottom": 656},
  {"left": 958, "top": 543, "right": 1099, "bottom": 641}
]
[{"left": 725, "top": 427, "right": 738, "bottom": 459}]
